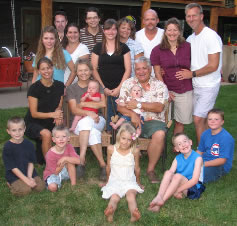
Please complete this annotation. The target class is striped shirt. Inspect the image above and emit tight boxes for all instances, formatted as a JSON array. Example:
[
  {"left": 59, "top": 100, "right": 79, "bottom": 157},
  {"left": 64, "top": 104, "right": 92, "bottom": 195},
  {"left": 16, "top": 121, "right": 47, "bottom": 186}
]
[{"left": 79, "top": 25, "right": 103, "bottom": 57}]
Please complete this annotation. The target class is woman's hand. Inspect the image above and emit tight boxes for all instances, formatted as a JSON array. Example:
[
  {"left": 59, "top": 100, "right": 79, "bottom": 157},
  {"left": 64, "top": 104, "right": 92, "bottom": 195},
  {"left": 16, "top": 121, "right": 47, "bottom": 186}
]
[
  {"left": 54, "top": 118, "right": 63, "bottom": 126},
  {"left": 110, "top": 87, "right": 120, "bottom": 97},
  {"left": 52, "top": 109, "right": 63, "bottom": 119},
  {"left": 168, "top": 91, "right": 175, "bottom": 102},
  {"left": 104, "top": 88, "right": 113, "bottom": 96}
]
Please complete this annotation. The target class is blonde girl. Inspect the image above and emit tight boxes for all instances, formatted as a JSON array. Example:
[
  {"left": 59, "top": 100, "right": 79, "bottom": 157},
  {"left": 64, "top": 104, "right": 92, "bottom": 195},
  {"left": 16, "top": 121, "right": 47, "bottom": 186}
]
[
  {"left": 32, "top": 25, "right": 76, "bottom": 87},
  {"left": 101, "top": 123, "right": 144, "bottom": 222}
]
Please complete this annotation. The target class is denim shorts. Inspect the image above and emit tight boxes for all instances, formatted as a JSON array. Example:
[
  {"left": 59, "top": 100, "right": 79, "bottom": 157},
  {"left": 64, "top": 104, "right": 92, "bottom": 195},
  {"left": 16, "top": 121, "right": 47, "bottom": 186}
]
[
  {"left": 46, "top": 167, "right": 69, "bottom": 189},
  {"left": 203, "top": 165, "right": 226, "bottom": 184}
]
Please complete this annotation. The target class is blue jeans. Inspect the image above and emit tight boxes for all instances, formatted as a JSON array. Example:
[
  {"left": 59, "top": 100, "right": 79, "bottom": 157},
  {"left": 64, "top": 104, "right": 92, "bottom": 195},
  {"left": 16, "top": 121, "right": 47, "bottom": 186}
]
[
  {"left": 203, "top": 165, "right": 226, "bottom": 184},
  {"left": 107, "top": 96, "right": 119, "bottom": 131}
]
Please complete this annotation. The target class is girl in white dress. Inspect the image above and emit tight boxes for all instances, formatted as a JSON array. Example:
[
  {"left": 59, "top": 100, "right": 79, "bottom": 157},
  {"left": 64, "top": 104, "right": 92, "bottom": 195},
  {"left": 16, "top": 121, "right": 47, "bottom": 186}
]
[{"left": 101, "top": 123, "right": 144, "bottom": 222}]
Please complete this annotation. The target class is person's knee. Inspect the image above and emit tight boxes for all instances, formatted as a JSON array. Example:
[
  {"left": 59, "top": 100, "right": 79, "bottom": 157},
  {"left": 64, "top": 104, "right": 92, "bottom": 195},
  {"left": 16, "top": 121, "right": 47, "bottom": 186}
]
[
  {"left": 152, "top": 130, "right": 165, "bottom": 141},
  {"left": 33, "top": 176, "right": 45, "bottom": 192},
  {"left": 172, "top": 173, "right": 183, "bottom": 181},
  {"left": 111, "top": 194, "right": 120, "bottom": 202},
  {"left": 164, "top": 170, "right": 174, "bottom": 178},
  {"left": 193, "top": 116, "right": 205, "bottom": 126},
  {"left": 48, "top": 183, "right": 58, "bottom": 192},
  {"left": 40, "top": 129, "right": 52, "bottom": 141}
]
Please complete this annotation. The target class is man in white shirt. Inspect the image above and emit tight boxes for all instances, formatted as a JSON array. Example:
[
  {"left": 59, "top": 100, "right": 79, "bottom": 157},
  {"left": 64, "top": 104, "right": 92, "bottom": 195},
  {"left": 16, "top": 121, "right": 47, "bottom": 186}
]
[
  {"left": 136, "top": 9, "right": 164, "bottom": 76},
  {"left": 175, "top": 3, "right": 222, "bottom": 145}
]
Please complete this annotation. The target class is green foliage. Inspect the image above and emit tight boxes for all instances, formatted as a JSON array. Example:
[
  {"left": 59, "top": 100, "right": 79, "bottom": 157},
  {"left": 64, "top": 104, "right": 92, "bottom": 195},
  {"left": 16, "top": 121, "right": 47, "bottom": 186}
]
[{"left": 0, "top": 86, "right": 236, "bottom": 225}]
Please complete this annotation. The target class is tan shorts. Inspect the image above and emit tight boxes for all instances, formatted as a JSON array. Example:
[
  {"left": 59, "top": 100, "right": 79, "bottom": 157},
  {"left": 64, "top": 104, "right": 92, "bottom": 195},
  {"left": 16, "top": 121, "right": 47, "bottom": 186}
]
[
  {"left": 9, "top": 176, "right": 45, "bottom": 196},
  {"left": 171, "top": 90, "right": 193, "bottom": 124}
]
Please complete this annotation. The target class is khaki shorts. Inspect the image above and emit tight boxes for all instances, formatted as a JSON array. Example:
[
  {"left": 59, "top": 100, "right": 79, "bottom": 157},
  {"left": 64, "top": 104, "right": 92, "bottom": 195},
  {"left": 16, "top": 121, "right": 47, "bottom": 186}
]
[{"left": 171, "top": 90, "right": 193, "bottom": 124}]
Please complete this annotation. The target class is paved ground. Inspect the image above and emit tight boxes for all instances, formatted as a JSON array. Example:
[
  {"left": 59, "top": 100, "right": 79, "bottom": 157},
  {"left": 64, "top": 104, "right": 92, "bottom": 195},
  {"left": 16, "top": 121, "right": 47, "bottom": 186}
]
[{"left": 0, "top": 81, "right": 30, "bottom": 109}]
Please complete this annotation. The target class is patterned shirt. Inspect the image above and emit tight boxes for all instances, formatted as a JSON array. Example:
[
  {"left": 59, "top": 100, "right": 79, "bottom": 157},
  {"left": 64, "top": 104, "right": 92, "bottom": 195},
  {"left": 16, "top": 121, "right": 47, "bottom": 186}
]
[
  {"left": 125, "top": 38, "right": 144, "bottom": 77},
  {"left": 79, "top": 25, "right": 103, "bottom": 57},
  {"left": 118, "top": 77, "right": 168, "bottom": 122}
]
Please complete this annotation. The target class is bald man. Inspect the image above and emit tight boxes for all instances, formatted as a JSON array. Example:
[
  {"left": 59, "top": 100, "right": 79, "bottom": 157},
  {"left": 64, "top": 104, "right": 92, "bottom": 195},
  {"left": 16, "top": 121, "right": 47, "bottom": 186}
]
[{"left": 136, "top": 9, "right": 164, "bottom": 76}]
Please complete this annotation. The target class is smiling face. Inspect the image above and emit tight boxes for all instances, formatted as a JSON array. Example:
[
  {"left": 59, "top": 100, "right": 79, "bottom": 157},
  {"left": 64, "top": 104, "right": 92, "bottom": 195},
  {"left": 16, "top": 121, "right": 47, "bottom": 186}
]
[
  {"left": 54, "top": 15, "right": 68, "bottom": 33},
  {"left": 119, "top": 22, "right": 131, "bottom": 41},
  {"left": 38, "top": 62, "right": 53, "bottom": 80},
  {"left": 85, "top": 11, "right": 100, "bottom": 29},
  {"left": 76, "top": 63, "right": 92, "bottom": 82},
  {"left": 131, "top": 85, "right": 142, "bottom": 99},
  {"left": 135, "top": 61, "right": 151, "bottom": 84},
  {"left": 143, "top": 10, "right": 159, "bottom": 31},
  {"left": 207, "top": 113, "right": 224, "bottom": 132},
  {"left": 42, "top": 32, "right": 56, "bottom": 50},
  {"left": 66, "top": 26, "right": 80, "bottom": 44},
  {"left": 173, "top": 134, "right": 192, "bottom": 155},
  {"left": 119, "top": 131, "right": 133, "bottom": 150},
  {"left": 52, "top": 130, "right": 69, "bottom": 149},
  {"left": 185, "top": 7, "right": 204, "bottom": 32},
  {"left": 104, "top": 24, "right": 117, "bottom": 41},
  {"left": 7, "top": 122, "right": 25, "bottom": 144},
  {"left": 165, "top": 23, "right": 180, "bottom": 43}
]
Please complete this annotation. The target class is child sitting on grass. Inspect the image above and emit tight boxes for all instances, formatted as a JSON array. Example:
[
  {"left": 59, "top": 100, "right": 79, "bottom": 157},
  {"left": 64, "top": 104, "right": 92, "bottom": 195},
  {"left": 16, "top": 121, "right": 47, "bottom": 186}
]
[
  {"left": 101, "top": 123, "right": 144, "bottom": 222},
  {"left": 3, "top": 116, "right": 45, "bottom": 196},
  {"left": 69, "top": 79, "right": 101, "bottom": 133},
  {"left": 110, "top": 85, "right": 145, "bottom": 136},
  {"left": 197, "top": 108, "right": 235, "bottom": 183},
  {"left": 43, "top": 125, "right": 80, "bottom": 192},
  {"left": 149, "top": 133, "right": 204, "bottom": 212}
]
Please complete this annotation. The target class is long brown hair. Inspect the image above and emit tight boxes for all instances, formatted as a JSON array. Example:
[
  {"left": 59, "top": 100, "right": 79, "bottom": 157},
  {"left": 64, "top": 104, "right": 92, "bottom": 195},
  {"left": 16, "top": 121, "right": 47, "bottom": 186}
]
[
  {"left": 160, "top": 17, "right": 185, "bottom": 50},
  {"left": 35, "top": 26, "right": 66, "bottom": 70},
  {"left": 101, "top": 19, "right": 121, "bottom": 55},
  {"left": 62, "top": 23, "right": 80, "bottom": 49}
]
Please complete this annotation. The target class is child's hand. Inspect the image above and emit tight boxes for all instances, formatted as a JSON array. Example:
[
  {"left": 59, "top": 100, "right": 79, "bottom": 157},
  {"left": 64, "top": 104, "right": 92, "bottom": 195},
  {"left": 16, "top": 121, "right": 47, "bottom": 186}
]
[
  {"left": 57, "top": 157, "right": 67, "bottom": 167},
  {"left": 26, "top": 177, "right": 36, "bottom": 188}
]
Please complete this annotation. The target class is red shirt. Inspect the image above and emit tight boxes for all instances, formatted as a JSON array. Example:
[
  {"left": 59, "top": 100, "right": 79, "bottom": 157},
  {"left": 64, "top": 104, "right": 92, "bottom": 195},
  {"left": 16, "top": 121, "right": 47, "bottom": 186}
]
[{"left": 82, "top": 92, "right": 101, "bottom": 114}]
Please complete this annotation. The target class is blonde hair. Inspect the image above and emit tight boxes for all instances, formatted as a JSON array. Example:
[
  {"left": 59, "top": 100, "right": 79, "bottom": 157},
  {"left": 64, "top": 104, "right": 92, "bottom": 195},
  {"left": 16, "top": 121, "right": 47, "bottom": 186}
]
[
  {"left": 35, "top": 26, "right": 66, "bottom": 70},
  {"left": 52, "top": 125, "right": 70, "bottom": 137},
  {"left": 115, "top": 123, "right": 137, "bottom": 153},
  {"left": 7, "top": 116, "right": 25, "bottom": 129}
]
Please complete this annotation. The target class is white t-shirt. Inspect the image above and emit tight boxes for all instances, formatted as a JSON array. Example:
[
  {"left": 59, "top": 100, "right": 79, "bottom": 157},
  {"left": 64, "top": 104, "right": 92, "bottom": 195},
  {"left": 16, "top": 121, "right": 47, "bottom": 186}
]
[
  {"left": 135, "top": 28, "right": 164, "bottom": 76},
  {"left": 187, "top": 27, "right": 223, "bottom": 88},
  {"left": 64, "top": 43, "right": 89, "bottom": 84}
]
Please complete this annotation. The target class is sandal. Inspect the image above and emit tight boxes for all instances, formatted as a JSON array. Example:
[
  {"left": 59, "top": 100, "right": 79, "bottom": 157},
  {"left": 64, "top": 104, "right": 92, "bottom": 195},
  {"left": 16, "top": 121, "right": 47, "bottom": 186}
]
[{"left": 147, "top": 171, "right": 160, "bottom": 184}]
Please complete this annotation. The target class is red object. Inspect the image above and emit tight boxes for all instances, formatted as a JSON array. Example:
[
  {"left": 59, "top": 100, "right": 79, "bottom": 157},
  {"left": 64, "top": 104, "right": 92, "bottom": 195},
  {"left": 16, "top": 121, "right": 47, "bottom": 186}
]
[{"left": 0, "top": 57, "right": 22, "bottom": 88}]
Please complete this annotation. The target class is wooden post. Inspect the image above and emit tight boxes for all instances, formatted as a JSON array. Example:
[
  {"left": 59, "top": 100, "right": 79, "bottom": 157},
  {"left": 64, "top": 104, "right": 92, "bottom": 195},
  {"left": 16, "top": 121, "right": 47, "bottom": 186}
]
[
  {"left": 141, "top": 0, "right": 151, "bottom": 28},
  {"left": 235, "top": 0, "right": 237, "bottom": 15},
  {"left": 41, "top": 0, "right": 53, "bottom": 29},
  {"left": 210, "top": 7, "right": 219, "bottom": 32}
]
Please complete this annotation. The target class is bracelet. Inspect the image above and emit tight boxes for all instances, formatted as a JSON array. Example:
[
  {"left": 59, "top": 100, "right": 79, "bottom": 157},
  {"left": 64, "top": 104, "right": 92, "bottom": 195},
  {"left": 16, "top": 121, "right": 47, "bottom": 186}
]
[{"left": 103, "top": 87, "right": 106, "bottom": 90}]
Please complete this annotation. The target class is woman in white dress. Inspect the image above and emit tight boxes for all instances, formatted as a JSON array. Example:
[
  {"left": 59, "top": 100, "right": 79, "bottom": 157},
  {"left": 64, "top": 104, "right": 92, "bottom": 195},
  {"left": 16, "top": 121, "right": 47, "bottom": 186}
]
[
  {"left": 63, "top": 23, "right": 90, "bottom": 84},
  {"left": 101, "top": 123, "right": 144, "bottom": 222}
]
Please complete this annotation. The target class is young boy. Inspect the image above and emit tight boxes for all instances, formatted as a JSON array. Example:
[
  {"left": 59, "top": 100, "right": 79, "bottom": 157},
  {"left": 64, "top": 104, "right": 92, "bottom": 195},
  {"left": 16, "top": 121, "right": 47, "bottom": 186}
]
[
  {"left": 43, "top": 125, "right": 80, "bottom": 192},
  {"left": 148, "top": 133, "right": 204, "bottom": 212},
  {"left": 197, "top": 108, "right": 235, "bottom": 183},
  {"left": 3, "top": 117, "right": 45, "bottom": 196}
]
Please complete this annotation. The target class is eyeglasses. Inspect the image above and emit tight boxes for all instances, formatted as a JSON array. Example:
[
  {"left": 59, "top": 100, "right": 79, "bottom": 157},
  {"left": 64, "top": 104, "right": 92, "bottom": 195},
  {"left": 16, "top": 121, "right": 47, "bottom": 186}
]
[{"left": 86, "top": 16, "right": 99, "bottom": 21}]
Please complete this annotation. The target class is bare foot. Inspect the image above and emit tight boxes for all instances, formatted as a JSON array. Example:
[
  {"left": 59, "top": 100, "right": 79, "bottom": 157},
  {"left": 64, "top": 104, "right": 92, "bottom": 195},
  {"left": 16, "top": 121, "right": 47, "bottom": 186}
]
[
  {"left": 104, "top": 206, "right": 114, "bottom": 222},
  {"left": 131, "top": 208, "right": 141, "bottom": 222},
  {"left": 109, "top": 122, "right": 117, "bottom": 130},
  {"left": 148, "top": 195, "right": 164, "bottom": 213}
]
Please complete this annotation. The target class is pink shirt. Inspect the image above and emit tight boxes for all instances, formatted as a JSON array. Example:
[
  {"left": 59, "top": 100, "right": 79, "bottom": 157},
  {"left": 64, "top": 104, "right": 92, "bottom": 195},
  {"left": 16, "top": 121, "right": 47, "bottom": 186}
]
[{"left": 43, "top": 144, "right": 79, "bottom": 180}]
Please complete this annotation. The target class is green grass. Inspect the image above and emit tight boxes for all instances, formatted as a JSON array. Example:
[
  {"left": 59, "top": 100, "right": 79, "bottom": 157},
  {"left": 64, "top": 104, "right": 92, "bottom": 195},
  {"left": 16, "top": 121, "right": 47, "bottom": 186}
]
[{"left": 0, "top": 85, "right": 237, "bottom": 225}]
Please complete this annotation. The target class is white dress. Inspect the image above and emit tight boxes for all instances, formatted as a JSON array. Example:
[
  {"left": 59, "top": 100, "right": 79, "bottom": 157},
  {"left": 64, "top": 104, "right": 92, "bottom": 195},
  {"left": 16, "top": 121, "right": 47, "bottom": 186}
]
[{"left": 101, "top": 146, "right": 144, "bottom": 199}]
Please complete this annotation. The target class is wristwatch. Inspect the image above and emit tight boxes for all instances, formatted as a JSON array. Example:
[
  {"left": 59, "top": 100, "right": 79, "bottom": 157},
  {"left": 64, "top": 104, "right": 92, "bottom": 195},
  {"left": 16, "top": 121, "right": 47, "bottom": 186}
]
[
  {"left": 137, "top": 102, "right": 142, "bottom": 109},
  {"left": 192, "top": 71, "right": 197, "bottom": 77}
]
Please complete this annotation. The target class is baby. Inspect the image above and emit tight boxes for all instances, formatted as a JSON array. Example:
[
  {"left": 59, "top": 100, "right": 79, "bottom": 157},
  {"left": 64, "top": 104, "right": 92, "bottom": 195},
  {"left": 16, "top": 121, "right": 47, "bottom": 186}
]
[
  {"left": 70, "top": 80, "right": 101, "bottom": 132},
  {"left": 110, "top": 85, "right": 145, "bottom": 136}
]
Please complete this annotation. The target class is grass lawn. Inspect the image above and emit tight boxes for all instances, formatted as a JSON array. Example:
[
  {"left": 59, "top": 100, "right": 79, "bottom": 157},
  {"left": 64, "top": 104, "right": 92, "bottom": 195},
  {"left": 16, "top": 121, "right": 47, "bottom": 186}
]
[{"left": 0, "top": 85, "right": 236, "bottom": 226}]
